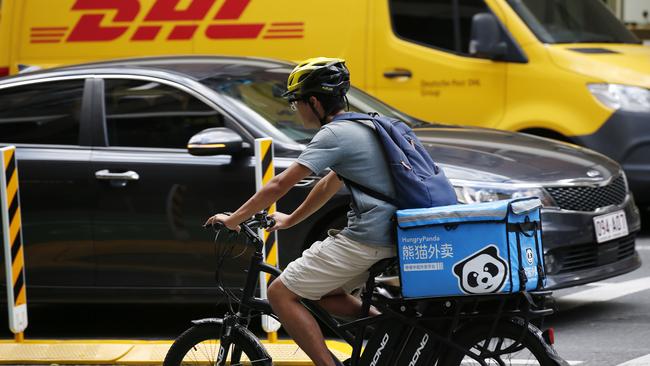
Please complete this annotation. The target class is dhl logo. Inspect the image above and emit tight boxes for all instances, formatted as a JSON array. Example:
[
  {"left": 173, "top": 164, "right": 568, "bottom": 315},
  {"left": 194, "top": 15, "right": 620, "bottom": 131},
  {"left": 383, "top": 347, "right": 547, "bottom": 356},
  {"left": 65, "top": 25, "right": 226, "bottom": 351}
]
[{"left": 30, "top": 0, "right": 304, "bottom": 44}]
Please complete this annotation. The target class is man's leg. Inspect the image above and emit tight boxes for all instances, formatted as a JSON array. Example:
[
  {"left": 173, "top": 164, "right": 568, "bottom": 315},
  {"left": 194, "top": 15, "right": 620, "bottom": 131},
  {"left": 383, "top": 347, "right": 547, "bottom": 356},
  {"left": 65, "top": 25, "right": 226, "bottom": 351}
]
[
  {"left": 318, "top": 288, "right": 380, "bottom": 318},
  {"left": 268, "top": 279, "right": 338, "bottom": 366}
]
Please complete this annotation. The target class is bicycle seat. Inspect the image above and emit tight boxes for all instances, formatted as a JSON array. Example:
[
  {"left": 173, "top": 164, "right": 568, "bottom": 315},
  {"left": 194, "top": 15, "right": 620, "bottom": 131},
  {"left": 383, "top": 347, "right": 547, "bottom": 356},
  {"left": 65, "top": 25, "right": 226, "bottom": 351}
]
[
  {"left": 368, "top": 257, "right": 396, "bottom": 275},
  {"left": 369, "top": 257, "right": 401, "bottom": 287}
]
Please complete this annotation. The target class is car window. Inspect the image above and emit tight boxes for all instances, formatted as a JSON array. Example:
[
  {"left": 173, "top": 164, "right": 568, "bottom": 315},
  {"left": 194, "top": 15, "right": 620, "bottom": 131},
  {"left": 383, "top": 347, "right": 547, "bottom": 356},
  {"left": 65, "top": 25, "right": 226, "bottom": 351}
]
[
  {"left": 0, "top": 79, "right": 85, "bottom": 145},
  {"left": 389, "top": 0, "right": 491, "bottom": 55},
  {"left": 199, "top": 68, "right": 423, "bottom": 144},
  {"left": 104, "top": 79, "right": 225, "bottom": 149},
  {"left": 200, "top": 69, "right": 319, "bottom": 143}
]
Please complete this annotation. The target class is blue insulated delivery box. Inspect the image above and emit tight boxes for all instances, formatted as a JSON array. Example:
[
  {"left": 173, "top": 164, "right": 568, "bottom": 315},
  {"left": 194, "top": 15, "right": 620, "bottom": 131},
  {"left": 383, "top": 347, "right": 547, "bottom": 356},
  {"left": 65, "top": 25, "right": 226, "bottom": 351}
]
[{"left": 396, "top": 198, "right": 545, "bottom": 298}]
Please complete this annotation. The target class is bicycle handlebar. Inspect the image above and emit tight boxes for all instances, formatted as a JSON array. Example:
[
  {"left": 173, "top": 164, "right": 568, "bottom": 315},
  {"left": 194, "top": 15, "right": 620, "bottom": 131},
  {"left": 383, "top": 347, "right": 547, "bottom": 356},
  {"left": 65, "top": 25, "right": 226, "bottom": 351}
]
[{"left": 210, "top": 211, "right": 276, "bottom": 244}]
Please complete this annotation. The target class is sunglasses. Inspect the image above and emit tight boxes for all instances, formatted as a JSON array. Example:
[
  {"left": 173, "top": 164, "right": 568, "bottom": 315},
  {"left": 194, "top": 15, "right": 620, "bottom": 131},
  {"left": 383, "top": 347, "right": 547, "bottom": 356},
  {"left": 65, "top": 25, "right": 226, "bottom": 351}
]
[{"left": 289, "top": 99, "right": 306, "bottom": 112}]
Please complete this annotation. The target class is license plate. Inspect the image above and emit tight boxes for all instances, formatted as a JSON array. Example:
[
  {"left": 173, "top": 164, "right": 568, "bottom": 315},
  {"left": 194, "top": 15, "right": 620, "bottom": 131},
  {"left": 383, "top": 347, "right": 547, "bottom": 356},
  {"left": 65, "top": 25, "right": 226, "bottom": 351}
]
[{"left": 593, "top": 210, "right": 628, "bottom": 243}]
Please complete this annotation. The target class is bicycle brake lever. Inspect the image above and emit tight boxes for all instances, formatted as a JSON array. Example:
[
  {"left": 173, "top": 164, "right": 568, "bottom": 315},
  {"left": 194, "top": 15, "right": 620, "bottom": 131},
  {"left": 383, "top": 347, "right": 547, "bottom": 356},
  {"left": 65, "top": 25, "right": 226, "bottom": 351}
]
[
  {"left": 204, "top": 212, "right": 233, "bottom": 230},
  {"left": 266, "top": 217, "right": 276, "bottom": 228}
]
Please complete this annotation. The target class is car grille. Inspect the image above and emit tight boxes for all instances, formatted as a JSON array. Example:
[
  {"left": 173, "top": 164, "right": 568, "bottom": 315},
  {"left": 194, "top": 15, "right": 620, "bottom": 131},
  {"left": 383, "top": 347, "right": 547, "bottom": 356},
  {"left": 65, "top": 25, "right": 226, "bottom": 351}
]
[
  {"left": 552, "top": 234, "right": 636, "bottom": 274},
  {"left": 546, "top": 175, "right": 627, "bottom": 211}
]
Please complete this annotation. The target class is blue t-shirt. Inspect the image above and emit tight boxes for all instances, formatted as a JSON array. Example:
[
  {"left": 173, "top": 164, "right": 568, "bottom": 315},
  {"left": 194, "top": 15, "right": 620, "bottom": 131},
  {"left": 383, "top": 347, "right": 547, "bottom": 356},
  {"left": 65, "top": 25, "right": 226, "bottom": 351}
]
[{"left": 297, "top": 119, "right": 396, "bottom": 247}]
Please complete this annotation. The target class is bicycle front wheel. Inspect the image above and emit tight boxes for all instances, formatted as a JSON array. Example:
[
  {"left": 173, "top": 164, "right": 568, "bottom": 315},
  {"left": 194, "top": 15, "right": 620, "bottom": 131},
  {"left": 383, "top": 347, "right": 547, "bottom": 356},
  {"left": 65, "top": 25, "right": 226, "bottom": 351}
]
[
  {"left": 441, "top": 320, "right": 562, "bottom": 366},
  {"left": 163, "top": 323, "right": 271, "bottom": 366}
]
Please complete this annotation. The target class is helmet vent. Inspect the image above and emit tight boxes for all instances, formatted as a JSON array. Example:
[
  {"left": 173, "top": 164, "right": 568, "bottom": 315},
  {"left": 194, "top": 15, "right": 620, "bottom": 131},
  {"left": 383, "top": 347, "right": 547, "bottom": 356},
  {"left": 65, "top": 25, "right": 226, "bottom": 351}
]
[{"left": 297, "top": 73, "right": 310, "bottom": 83}]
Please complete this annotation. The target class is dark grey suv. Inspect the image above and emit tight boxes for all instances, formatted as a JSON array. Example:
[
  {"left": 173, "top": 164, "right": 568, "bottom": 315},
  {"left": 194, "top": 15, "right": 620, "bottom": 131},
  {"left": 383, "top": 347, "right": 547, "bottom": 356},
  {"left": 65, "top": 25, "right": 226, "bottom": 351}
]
[{"left": 0, "top": 56, "right": 641, "bottom": 303}]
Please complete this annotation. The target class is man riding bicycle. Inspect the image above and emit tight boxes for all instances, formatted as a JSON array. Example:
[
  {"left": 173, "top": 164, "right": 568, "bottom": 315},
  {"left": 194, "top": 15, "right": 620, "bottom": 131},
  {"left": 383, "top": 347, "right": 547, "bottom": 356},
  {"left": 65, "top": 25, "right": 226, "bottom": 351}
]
[{"left": 205, "top": 57, "right": 397, "bottom": 366}]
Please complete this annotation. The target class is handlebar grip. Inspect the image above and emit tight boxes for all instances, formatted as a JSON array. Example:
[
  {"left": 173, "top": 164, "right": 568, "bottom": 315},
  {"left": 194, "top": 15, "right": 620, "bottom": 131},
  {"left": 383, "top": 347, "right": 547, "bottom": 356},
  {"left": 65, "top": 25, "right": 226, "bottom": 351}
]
[
  {"left": 208, "top": 222, "right": 233, "bottom": 233},
  {"left": 267, "top": 218, "right": 276, "bottom": 228}
]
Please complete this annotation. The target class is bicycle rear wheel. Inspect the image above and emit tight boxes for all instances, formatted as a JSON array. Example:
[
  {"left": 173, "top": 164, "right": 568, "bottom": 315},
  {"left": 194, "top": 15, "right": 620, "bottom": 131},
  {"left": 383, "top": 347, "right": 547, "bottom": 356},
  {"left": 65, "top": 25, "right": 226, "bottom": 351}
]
[
  {"left": 163, "top": 323, "right": 271, "bottom": 366},
  {"left": 441, "top": 320, "right": 561, "bottom": 366}
]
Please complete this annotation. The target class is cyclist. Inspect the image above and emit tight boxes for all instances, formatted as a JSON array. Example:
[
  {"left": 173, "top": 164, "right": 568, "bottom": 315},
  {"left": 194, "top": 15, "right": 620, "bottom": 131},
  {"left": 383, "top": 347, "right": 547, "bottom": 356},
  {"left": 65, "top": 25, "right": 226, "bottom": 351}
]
[{"left": 205, "top": 57, "right": 396, "bottom": 366}]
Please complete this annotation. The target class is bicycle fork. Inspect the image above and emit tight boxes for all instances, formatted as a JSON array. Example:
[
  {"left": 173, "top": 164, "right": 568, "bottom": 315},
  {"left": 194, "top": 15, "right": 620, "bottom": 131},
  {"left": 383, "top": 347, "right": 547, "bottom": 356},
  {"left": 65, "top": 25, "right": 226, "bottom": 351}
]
[
  {"left": 216, "top": 315, "right": 244, "bottom": 366},
  {"left": 216, "top": 317, "right": 233, "bottom": 366},
  {"left": 213, "top": 220, "right": 279, "bottom": 366}
]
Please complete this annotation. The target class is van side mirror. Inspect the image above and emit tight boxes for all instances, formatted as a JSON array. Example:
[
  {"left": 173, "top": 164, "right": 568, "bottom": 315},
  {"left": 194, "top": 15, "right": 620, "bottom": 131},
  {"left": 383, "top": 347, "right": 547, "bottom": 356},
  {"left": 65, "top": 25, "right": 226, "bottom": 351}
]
[
  {"left": 187, "top": 127, "right": 244, "bottom": 156},
  {"left": 469, "top": 13, "right": 508, "bottom": 60}
]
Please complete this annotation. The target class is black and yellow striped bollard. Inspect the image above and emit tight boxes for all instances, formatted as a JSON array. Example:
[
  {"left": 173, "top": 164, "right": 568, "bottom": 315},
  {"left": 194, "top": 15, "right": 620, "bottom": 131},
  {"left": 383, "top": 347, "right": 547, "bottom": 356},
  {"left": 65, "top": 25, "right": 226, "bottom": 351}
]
[
  {"left": 254, "top": 138, "right": 281, "bottom": 341},
  {"left": 1, "top": 146, "right": 28, "bottom": 342}
]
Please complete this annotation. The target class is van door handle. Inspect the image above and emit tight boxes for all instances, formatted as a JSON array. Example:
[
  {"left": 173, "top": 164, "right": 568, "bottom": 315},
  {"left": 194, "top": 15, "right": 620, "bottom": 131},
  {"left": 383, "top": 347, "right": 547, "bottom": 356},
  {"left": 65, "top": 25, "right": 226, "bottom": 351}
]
[
  {"left": 95, "top": 169, "right": 140, "bottom": 181},
  {"left": 383, "top": 69, "right": 412, "bottom": 79}
]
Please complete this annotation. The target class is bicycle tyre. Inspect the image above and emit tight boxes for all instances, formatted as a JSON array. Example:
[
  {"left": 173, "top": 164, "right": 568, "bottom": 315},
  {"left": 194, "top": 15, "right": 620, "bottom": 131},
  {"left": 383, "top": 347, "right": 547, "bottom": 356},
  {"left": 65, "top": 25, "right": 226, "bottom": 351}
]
[
  {"left": 163, "top": 323, "right": 271, "bottom": 366},
  {"left": 440, "top": 320, "right": 559, "bottom": 366}
]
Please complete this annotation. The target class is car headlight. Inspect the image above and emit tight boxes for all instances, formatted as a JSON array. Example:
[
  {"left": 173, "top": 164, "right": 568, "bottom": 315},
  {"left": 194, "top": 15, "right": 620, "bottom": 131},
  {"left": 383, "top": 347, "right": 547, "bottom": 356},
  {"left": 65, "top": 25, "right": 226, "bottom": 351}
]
[
  {"left": 451, "top": 180, "right": 556, "bottom": 207},
  {"left": 588, "top": 83, "right": 650, "bottom": 113}
]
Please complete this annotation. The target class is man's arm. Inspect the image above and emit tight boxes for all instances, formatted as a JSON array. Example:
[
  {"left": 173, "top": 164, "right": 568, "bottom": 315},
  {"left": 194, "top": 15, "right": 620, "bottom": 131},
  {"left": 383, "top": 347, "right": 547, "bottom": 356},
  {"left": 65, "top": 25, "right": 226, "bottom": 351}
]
[
  {"left": 268, "top": 170, "right": 343, "bottom": 231},
  {"left": 205, "top": 162, "right": 312, "bottom": 229}
]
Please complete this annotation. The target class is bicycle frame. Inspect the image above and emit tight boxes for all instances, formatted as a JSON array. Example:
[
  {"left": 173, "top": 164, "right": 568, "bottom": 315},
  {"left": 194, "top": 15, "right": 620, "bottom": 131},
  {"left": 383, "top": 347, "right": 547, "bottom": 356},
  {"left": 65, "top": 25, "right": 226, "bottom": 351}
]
[{"left": 212, "top": 218, "right": 558, "bottom": 366}]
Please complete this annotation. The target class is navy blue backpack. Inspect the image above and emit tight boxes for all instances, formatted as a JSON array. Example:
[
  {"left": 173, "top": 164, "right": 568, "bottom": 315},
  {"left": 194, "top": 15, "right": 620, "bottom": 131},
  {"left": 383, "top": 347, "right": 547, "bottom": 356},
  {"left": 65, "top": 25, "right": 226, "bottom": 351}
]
[{"left": 331, "top": 112, "right": 457, "bottom": 209}]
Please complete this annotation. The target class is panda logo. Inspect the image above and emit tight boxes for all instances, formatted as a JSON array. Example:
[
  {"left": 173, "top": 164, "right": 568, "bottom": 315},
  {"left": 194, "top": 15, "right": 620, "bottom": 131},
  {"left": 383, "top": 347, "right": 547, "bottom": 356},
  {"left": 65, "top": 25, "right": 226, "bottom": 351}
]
[{"left": 453, "top": 245, "right": 508, "bottom": 294}]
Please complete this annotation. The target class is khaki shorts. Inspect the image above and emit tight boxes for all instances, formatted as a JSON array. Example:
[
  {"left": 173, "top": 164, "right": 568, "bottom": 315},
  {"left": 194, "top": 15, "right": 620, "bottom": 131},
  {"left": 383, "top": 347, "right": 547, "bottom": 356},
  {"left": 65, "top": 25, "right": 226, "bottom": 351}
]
[{"left": 278, "top": 230, "right": 396, "bottom": 300}]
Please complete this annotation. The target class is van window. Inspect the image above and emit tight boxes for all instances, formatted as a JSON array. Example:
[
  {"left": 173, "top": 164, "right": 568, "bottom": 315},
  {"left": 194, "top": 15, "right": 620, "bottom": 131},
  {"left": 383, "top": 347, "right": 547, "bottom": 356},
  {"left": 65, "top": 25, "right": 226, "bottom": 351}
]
[
  {"left": 0, "top": 80, "right": 85, "bottom": 145},
  {"left": 103, "top": 79, "right": 225, "bottom": 149},
  {"left": 507, "top": 0, "right": 640, "bottom": 44},
  {"left": 389, "top": 0, "right": 491, "bottom": 55}
]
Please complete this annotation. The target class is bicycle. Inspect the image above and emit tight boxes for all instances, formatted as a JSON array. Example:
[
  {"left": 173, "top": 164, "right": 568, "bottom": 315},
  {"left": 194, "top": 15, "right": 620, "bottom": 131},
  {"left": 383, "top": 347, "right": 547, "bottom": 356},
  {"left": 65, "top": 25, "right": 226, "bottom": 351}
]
[{"left": 163, "top": 211, "right": 569, "bottom": 366}]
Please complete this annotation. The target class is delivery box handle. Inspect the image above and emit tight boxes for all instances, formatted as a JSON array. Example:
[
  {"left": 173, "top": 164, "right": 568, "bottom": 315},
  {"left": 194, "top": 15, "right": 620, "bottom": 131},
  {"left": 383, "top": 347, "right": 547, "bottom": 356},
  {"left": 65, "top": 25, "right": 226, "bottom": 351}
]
[
  {"left": 444, "top": 223, "right": 460, "bottom": 231},
  {"left": 507, "top": 217, "right": 538, "bottom": 237}
]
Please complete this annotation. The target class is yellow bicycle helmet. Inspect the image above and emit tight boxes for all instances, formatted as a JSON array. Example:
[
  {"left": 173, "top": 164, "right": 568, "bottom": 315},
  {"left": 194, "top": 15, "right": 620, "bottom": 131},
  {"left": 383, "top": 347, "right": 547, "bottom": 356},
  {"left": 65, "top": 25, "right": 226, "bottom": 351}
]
[{"left": 283, "top": 57, "right": 350, "bottom": 102}]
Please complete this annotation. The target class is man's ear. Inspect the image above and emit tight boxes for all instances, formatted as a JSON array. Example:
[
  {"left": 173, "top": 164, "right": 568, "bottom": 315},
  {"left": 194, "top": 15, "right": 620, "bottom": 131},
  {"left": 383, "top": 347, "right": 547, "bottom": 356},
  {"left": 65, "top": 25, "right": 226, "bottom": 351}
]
[{"left": 308, "top": 95, "right": 319, "bottom": 107}]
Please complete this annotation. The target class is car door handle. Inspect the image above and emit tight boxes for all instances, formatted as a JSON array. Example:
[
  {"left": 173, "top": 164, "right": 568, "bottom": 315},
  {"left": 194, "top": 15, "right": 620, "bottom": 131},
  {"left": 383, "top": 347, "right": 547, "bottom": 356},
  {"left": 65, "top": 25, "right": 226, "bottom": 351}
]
[
  {"left": 95, "top": 169, "right": 140, "bottom": 181},
  {"left": 383, "top": 69, "right": 412, "bottom": 79},
  {"left": 294, "top": 176, "right": 319, "bottom": 187}
]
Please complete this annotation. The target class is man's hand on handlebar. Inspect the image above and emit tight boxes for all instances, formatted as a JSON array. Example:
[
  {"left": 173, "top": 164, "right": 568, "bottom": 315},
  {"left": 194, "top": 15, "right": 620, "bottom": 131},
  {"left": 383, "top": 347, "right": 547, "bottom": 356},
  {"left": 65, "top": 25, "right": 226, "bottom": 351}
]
[
  {"left": 267, "top": 212, "right": 293, "bottom": 232},
  {"left": 204, "top": 213, "right": 241, "bottom": 232}
]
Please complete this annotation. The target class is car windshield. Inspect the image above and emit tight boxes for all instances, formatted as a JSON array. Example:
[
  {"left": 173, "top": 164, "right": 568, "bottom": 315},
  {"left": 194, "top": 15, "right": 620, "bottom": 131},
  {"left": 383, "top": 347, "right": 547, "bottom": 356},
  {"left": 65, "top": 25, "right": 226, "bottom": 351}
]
[
  {"left": 199, "top": 67, "right": 425, "bottom": 144},
  {"left": 507, "top": 0, "right": 640, "bottom": 44}
]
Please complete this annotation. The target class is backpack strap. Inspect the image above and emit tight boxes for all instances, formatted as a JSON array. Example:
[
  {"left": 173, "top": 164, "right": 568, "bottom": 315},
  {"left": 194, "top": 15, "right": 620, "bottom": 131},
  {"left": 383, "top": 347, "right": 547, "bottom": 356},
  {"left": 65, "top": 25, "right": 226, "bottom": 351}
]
[
  {"left": 332, "top": 112, "right": 378, "bottom": 123},
  {"left": 330, "top": 112, "right": 399, "bottom": 209},
  {"left": 338, "top": 175, "right": 398, "bottom": 207}
]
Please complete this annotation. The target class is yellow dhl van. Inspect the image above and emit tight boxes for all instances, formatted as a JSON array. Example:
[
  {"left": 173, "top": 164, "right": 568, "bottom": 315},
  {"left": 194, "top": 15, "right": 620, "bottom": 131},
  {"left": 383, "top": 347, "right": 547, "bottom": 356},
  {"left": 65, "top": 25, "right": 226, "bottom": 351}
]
[{"left": 1, "top": 0, "right": 649, "bottom": 203}]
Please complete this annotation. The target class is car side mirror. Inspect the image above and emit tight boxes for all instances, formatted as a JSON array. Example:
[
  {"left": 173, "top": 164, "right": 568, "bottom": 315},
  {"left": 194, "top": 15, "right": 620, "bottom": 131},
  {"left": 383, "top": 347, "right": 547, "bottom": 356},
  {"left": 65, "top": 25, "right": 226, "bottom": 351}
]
[
  {"left": 469, "top": 13, "right": 508, "bottom": 60},
  {"left": 187, "top": 127, "right": 244, "bottom": 156}
]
